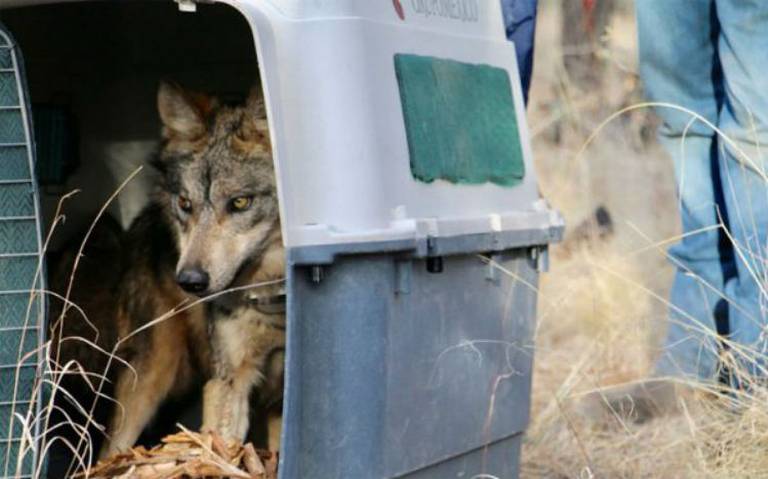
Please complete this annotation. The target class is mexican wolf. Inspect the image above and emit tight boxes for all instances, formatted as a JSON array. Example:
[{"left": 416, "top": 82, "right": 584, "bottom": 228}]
[{"left": 99, "top": 82, "right": 285, "bottom": 457}]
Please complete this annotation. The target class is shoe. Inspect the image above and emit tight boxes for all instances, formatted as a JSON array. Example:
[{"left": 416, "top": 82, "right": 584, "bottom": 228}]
[{"left": 575, "top": 378, "right": 688, "bottom": 424}]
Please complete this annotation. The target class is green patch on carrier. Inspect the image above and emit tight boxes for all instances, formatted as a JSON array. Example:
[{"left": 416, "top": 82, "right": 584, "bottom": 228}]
[{"left": 394, "top": 54, "right": 525, "bottom": 186}]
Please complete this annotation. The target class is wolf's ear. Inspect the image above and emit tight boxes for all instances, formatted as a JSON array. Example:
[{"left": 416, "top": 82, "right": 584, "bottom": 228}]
[
  {"left": 245, "top": 85, "right": 267, "bottom": 119},
  {"left": 157, "top": 81, "right": 212, "bottom": 140},
  {"left": 236, "top": 85, "right": 270, "bottom": 149}
]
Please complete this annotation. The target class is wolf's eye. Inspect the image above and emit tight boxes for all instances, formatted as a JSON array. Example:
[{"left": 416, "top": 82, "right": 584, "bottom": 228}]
[
  {"left": 229, "top": 195, "right": 253, "bottom": 213},
  {"left": 177, "top": 196, "right": 193, "bottom": 214}
]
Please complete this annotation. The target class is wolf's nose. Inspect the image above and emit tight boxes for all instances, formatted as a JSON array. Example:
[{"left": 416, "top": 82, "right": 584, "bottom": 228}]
[{"left": 176, "top": 268, "right": 210, "bottom": 294}]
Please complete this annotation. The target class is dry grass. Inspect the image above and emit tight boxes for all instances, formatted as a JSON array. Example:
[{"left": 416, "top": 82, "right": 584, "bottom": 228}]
[
  {"left": 1, "top": 172, "right": 143, "bottom": 478},
  {"left": 2, "top": 171, "right": 284, "bottom": 478},
  {"left": 81, "top": 428, "right": 277, "bottom": 479},
  {"left": 521, "top": 3, "right": 768, "bottom": 478}
]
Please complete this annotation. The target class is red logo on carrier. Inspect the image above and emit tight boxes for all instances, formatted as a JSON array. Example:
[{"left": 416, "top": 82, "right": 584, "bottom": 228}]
[{"left": 393, "top": 0, "right": 405, "bottom": 20}]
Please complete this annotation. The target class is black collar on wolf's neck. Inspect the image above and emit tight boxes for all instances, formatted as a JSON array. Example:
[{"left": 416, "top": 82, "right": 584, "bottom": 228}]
[
  {"left": 207, "top": 282, "right": 287, "bottom": 320},
  {"left": 247, "top": 285, "right": 287, "bottom": 315}
]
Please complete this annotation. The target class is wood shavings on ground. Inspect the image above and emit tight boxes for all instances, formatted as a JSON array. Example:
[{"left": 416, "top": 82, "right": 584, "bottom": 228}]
[{"left": 81, "top": 429, "right": 278, "bottom": 479}]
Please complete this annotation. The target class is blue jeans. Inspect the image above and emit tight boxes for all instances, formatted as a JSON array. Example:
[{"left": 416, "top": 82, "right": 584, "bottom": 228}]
[
  {"left": 637, "top": 1, "right": 768, "bottom": 381},
  {"left": 501, "top": 0, "right": 537, "bottom": 103}
]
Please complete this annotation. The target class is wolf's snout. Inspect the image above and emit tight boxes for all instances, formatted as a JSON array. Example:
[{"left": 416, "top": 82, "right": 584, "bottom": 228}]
[{"left": 176, "top": 267, "right": 210, "bottom": 294}]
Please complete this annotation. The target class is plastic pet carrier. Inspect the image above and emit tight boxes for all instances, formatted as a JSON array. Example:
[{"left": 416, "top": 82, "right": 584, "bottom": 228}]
[{"left": 0, "top": 1, "right": 563, "bottom": 478}]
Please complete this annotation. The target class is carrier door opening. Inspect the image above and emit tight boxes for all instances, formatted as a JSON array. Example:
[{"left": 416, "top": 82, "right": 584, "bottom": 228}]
[{"left": 0, "top": 2, "right": 284, "bottom": 477}]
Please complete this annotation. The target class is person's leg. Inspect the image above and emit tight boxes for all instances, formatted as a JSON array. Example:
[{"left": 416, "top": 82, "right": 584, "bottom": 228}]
[
  {"left": 574, "top": 2, "right": 728, "bottom": 422},
  {"left": 500, "top": 0, "right": 537, "bottom": 103},
  {"left": 711, "top": 0, "right": 768, "bottom": 376},
  {"left": 637, "top": 0, "right": 733, "bottom": 381}
]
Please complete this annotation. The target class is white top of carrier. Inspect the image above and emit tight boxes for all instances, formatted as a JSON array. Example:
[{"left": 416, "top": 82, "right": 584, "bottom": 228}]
[
  {"left": 231, "top": 0, "right": 559, "bottom": 249},
  {"left": 245, "top": 0, "right": 507, "bottom": 39}
]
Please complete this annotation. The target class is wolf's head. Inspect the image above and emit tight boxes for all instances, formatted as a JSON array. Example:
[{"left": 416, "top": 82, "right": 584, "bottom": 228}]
[{"left": 154, "top": 81, "right": 279, "bottom": 296}]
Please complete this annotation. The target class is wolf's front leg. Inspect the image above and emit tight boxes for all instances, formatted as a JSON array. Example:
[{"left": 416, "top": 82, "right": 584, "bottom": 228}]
[
  {"left": 267, "top": 411, "right": 282, "bottom": 451},
  {"left": 202, "top": 377, "right": 253, "bottom": 440},
  {"left": 202, "top": 378, "right": 233, "bottom": 436},
  {"left": 99, "top": 357, "right": 180, "bottom": 459}
]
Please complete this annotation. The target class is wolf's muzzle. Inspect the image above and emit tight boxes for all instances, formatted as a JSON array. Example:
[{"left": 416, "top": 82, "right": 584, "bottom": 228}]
[{"left": 177, "top": 267, "right": 210, "bottom": 294}]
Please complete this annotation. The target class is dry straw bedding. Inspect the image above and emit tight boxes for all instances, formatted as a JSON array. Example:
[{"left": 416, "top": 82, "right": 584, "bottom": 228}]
[{"left": 82, "top": 430, "right": 277, "bottom": 479}]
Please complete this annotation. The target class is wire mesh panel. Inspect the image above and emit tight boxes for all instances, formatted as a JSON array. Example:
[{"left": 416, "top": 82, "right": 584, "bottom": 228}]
[{"left": 0, "top": 24, "right": 45, "bottom": 479}]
